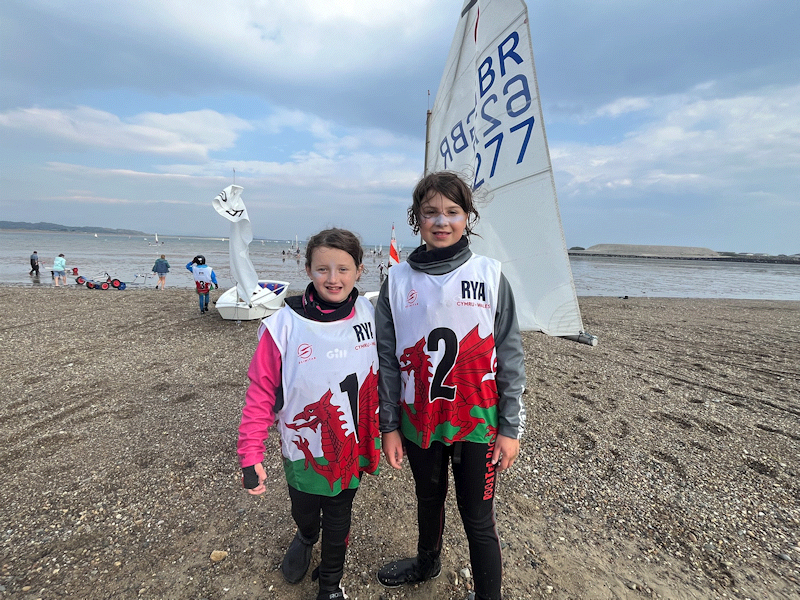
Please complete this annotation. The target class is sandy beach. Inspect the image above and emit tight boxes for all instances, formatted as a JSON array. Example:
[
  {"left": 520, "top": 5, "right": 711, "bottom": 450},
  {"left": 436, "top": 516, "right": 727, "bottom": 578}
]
[{"left": 1, "top": 286, "right": 798, "bottom": 599}]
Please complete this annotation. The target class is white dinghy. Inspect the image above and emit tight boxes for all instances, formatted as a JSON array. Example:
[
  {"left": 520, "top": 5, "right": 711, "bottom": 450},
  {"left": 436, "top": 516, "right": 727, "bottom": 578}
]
[{"left": 215, "top": 280, "right": 288, "bottom": 321}]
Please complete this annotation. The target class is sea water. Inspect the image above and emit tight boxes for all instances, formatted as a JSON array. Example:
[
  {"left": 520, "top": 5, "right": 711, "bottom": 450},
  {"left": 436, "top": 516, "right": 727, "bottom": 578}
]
[
  {"left": 568, "top": 254, "right": 800, "bottom": 301},
  {"left": 2, "top": 231, "right": 799, "bottom": 300},
  {"left": 0, "top": 231, "right": 389, "bottom": 293}
]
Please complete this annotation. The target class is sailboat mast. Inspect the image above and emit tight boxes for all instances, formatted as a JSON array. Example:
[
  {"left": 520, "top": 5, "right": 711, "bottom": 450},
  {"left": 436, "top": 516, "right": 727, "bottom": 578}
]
[{"left": 424, "top": 108, "right": 432, "bottom": 176}]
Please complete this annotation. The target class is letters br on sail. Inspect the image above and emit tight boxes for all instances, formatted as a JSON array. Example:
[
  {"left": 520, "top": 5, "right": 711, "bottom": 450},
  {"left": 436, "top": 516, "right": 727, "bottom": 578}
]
[{"left": 426, "top": 0, "right": 595, "bottom": 344}]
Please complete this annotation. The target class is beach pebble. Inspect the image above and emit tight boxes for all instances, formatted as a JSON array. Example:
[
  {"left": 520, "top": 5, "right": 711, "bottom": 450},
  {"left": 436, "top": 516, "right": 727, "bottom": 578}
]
[
  {"left": 460, "top": 567, "right": 471, "bottom": 580},
  {"left": 210, "top": 550, "right": 228, "bottom": 563}
]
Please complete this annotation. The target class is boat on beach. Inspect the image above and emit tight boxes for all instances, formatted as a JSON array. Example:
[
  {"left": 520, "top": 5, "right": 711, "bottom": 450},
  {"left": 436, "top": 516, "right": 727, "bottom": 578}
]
[
  {"left": 212, "top": 184, "right": 289, "bottom": 321},
  {"left": 214, "top": 279, "right": 289, "bottom": 320},
  {"left": 425, "top": 0, "right": 596, "bottom": 344}
]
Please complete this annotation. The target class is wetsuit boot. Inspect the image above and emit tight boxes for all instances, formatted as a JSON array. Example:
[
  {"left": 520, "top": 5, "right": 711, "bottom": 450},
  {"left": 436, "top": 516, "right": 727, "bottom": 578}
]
[
  {"left": 377, "top": 548, "right": 441, "bottom": 587},
  {"left": 281, "top": 530, "right": 317, "bottom": 583}
]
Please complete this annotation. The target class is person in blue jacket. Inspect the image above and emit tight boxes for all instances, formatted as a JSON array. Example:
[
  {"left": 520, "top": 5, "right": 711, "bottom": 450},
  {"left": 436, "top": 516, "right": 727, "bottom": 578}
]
[{"left": 186, "top": 255, "right": 218, "bottom": 314}]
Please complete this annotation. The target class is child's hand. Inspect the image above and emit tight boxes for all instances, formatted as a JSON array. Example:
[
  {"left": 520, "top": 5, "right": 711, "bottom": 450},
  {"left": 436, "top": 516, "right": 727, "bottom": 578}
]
[
  {"left": 242, "top": 463, "right": 268, "bottom": 495},
  {"left": 491, "top": 434, "right": 519, "bottom": 472},
  {"left": 382, "top": 430, "right": 404, "bottom": 469}
]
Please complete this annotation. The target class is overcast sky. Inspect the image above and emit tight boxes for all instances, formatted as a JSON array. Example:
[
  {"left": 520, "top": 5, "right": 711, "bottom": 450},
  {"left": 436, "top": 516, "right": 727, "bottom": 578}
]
[{"left": 2, "top": 0, "right": 799, "bottom": 254}]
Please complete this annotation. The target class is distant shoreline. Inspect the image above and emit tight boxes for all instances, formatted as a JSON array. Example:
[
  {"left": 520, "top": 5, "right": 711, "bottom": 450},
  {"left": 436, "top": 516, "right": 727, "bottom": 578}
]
[
  {"left": 569, "top": 251, "right": 800, "bottom": 265},
  {"left": 0, "top": 222, "right": 146, "bottom": 236},
  {"left": 5, "top": 224, "right": 797, "bottom": 264}
]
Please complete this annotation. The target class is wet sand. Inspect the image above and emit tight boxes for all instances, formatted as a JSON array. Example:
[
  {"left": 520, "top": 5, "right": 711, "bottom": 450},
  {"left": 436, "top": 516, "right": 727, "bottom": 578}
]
[{"left": 0, "top": 286, "right": 798, "bottom": 599}]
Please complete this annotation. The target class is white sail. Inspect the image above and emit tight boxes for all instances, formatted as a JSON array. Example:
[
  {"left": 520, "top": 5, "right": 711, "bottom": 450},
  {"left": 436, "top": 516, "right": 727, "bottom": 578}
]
[
  {"left": 426, "top": 0, "right": 589, "bottom": 340},
  {"left": 154, "top": 232, "right": 158, "bottom": 243},
  {"left": 212, "top": 185, "right": 260, "bottom": 306}
]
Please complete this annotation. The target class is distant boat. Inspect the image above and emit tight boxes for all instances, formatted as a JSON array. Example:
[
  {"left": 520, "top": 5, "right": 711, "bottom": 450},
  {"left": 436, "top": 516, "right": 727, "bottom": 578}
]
[
  {"left": 389, "top": 224, "right": 400, "bottom": 266},
  {"left": 94, "top": 233, "right": 98, "bottom": 238}
]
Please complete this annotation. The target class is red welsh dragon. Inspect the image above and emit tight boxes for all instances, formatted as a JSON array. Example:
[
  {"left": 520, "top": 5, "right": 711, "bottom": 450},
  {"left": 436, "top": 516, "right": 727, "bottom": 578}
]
[
  {"left": 286, "top": 367, "right": 380, "bottom": 490},
  {"left": 400, "top": 325, "right": 497, "bottom": 447}
]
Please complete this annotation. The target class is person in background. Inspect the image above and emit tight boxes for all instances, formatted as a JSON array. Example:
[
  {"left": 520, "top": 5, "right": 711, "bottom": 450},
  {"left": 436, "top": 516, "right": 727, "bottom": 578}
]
[
  {"left": 237, "top": 228, "right": 380, "bottom": 600},
  {"left": 29, "top": 251, "right": 40, "bottom": 276},
  {"left": 152, "top": 254, "right": 170, "bottom": 290},
  {"left": 52, "top": 254, "right": 67, "bottom": 287},
  {"left": 186, "top": 255, "right": 218, "bottom": 314},
  {"left": 375, "top": 171, "right": 526, "bottom": 600}
]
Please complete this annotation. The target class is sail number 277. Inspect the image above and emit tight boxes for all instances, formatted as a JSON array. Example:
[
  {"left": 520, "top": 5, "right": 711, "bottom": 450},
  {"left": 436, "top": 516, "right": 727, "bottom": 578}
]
[{"left": 437, "top": 31, "right": 535, "bottom": 190}]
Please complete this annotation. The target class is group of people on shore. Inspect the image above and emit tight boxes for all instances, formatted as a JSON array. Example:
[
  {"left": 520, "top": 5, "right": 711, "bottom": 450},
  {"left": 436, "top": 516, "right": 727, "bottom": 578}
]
[
  {"left": 28, "top": 251, "right": 68, "bottom": 286},
  {"left": 28, "top": 251, "right": 216, "bottom": 303},
  {"left": 237, "top": 171, "right": 526, "bottom": 600}
]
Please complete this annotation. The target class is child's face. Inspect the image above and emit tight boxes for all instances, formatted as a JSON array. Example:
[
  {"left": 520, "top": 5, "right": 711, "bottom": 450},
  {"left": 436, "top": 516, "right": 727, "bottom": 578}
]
[
  {"left": 306, "top": 246, "right": 363, "bottom": 303},
  {"left": 418, "top": 192, "right": 467, "bottom": 250}
]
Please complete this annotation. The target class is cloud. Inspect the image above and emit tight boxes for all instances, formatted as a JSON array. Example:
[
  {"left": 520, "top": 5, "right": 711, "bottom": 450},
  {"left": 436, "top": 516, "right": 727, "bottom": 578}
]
[
  {"left": 553, "top": 84, "right": 800, "bottom": 199},
  {"left": 0, "top": 106, "right": 251, "bottom": 158}
]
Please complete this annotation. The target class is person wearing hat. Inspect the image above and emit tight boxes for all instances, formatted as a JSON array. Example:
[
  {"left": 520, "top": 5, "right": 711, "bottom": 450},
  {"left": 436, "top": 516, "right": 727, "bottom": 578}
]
[{"left": 186, "top": 255, "right": 218, "bottom": 314}]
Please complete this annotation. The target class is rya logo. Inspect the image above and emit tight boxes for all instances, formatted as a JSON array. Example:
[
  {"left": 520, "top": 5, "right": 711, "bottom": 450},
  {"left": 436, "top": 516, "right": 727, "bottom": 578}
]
[{"left": 461, "top": 280, "right": 486, "bottom": 301}]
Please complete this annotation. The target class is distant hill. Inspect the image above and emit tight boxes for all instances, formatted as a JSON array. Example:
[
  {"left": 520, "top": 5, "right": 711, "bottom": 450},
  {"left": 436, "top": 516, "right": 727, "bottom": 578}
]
[
  {"left": 0, "top": 221, "right": 146, "bottom": 236},
  {"left": 569, "top": 243, "right": 799, "bottom": 264},
  {"left": 582, "top": 244, "right": 719, "bottom": 257}
]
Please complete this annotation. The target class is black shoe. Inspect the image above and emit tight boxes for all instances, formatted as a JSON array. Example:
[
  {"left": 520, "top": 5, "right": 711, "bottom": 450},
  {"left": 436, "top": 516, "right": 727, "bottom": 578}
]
[
  {"left": 316, "top": 587, "right": 348, "bottom": 600},
  {"left": 281, "top": 530, "right": 317, "bottom": 584},
  {"left": 377, "top": 554, "right": 442, "bottom": 588}
]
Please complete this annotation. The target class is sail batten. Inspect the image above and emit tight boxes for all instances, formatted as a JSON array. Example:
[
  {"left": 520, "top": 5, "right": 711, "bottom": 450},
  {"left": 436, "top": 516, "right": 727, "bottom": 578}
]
[{"left": 426, "top": 0, "right": 589, "bottom": 339}]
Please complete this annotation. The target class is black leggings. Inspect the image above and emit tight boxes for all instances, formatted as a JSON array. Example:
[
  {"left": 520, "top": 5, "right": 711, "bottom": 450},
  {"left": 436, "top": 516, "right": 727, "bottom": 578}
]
[
  {"left": 404, "top": 438, "right": 501, "bottom": 600},
  {"left": 288, "top": 485, "right": 357, "bottom": 591}
]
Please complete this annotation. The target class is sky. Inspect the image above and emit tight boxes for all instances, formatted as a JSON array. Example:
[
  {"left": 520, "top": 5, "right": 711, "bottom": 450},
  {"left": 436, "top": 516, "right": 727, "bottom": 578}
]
[{"left": 1, "top": 0, "right": 799, "bottom": 254}]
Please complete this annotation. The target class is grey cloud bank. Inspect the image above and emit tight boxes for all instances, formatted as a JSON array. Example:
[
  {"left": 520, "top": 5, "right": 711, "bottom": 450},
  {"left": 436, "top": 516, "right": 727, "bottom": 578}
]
[{"left": 1, "top": 0, "right": 799, "bottom": 254}]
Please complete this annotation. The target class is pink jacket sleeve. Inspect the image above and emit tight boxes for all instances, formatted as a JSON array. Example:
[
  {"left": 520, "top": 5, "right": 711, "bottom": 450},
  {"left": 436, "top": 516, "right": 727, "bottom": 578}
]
[{"left": 237, "top": 327, "right": 282, "bottom": 468}]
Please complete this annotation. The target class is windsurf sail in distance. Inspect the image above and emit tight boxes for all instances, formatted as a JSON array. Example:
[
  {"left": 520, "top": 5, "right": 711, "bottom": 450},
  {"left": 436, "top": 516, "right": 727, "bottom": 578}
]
[
  {"left": 389, "top": 224, "right": 400, "bottom": 266},
  {"left": 425, "top": 0, "right": 595, "bottom": 343}
]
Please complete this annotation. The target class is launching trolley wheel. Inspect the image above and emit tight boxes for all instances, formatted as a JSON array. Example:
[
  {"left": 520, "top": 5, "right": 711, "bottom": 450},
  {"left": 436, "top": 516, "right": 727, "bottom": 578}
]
[
  {"left": 100, "top": 282, "right": 110, "bottom": 290},
  {"left": 76, "top": 276, "right": 86, "bottom": 285},
  {"left": 111, "top": 279, "right": 122, "bottom": 288},
  {"left": 86, "top": 281, "right": 95, "bottom": 289},
  {"left": 118, "top": 282, "right": 127, "bottom": 291}
]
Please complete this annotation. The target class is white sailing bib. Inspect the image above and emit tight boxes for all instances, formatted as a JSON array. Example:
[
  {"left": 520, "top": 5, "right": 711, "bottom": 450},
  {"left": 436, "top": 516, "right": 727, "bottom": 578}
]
[
  {"left": 387, "top": 255, "right": 501, "bottom": 447},
  {"left": 264, "top": 297, "right": 380, "bottom": 494}
]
